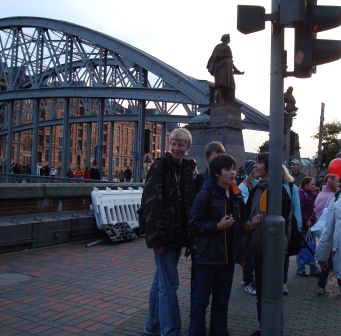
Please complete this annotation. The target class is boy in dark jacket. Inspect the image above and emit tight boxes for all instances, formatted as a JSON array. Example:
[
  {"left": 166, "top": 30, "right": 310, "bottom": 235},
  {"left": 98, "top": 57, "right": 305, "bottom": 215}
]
[
  {"left": 142, "top": 128, "right": 196, "bottom": 336},
  {"left": 188, "top": 154, "right": 247, "bottom": 336}
]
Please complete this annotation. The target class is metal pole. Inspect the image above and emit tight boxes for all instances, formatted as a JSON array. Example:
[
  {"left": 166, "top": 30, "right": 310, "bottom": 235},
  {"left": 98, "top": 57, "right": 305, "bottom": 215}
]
[
  {"left": 261, "top": 0, "right": 285, "bottom": 334},
  {"left": 108, "top": 121, "right": 114, "bottom": 181},
  {"left": 61, "top": 98, "right": 70, "bottom": 177},
  {"left": 6, "top": 100, "right": 14, "bottom": 173},
  {"left": 316, "top": 103, "right": 325, "bottom": 180},
  {"left": 285, "top": 112, "right": 291, "bottom": 168}
]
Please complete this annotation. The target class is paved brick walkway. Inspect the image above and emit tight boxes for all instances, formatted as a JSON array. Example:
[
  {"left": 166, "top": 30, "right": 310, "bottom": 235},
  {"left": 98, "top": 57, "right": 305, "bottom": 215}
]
[{"left": 0, "top": 237, "right": 340, "bottom": 336}]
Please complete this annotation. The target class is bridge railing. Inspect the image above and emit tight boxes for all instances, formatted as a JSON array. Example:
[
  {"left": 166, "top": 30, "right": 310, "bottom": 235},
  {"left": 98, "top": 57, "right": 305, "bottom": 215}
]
[{"left": 0, "top": 173, "right": 115, "bottom": 184}]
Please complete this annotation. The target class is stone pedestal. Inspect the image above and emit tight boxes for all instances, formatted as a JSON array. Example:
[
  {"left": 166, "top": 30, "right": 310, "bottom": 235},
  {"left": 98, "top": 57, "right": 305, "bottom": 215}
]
[{"left": 186, "top": 102, "right": 246, "bottom": 173}]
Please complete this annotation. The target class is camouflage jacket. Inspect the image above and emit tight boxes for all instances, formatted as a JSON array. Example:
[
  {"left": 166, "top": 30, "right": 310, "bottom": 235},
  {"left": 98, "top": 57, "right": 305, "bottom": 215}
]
[{"left": 142, "top": 152, "right": 197, "bottom": 249}]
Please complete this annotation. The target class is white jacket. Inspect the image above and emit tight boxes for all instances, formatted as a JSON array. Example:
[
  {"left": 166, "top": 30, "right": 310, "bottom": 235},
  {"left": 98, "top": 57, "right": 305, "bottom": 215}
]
[{"left": 315, "top": 193, "right": 341, "bottom": 279}]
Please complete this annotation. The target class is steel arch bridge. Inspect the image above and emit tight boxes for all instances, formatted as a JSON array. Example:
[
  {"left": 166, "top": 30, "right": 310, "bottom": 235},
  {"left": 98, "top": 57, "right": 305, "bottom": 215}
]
[{"left": 0, "top": 16, "right": 269, "bottom": 181}]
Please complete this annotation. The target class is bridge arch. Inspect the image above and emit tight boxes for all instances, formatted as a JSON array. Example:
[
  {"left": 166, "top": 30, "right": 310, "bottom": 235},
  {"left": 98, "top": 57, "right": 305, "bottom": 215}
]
[{"left": 0, "top": 16, "right": 269, "bottom": 181}]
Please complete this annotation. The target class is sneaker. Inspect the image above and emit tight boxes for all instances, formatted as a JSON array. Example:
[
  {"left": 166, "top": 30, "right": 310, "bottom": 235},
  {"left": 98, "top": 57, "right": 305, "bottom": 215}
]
[
  {"left": 317, "top": 287, "right": 325, "bottom": 295},
  {"left": 241, "top": 280, "right": 245, "bottom": 286},
  {"left": 297, "top": 271, "right": 309, "bottom": 277},
  {"left": 244, "top": 281, "right": 256, "bottom": 295},
  {"left": 283, "top": 283, "right": 289, "bottom": 295},
  {"left": 144, "top": 327, "right": 161, "bottom": 335}
]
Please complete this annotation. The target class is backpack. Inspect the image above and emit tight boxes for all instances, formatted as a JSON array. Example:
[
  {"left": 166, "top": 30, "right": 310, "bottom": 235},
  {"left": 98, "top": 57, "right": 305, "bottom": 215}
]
[{"left": 287, "top": 182, "right": 303, "bottom": 256}]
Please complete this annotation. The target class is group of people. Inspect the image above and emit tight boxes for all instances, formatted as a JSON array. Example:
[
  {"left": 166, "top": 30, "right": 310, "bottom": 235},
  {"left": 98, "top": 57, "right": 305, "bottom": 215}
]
[
  {"left": 141, "top": 128, "right": 341, "bottom": 336},
  {"left": 66, "top": 164, "right": 101, "bottom": 180},
  {"left": 117, "top": 166, "right": 132, "bottom": 182},
  {"left": 11, "top": 162, "right": 56, "bottom": 177}
]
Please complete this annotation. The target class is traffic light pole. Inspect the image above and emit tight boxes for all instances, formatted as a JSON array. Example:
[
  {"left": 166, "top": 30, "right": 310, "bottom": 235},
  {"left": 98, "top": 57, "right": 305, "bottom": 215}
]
[
  {"left": 316, "top": 102, "right": 325, "bottom": 179},
  {"left": 237, "top": 1, "right": 341, "bottom": 334},
  {"left": 285, "top": 112, "right": 293, "bottom": 168},
  {"left": 261, "top": 0, "right": 285, "bottom": 334}
]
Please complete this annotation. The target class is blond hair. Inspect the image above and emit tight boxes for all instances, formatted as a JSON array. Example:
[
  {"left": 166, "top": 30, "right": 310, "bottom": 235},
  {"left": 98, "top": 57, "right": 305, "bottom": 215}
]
[
  {"left": 169, "top": 128, "right": 192, "bottom": 147},
  {"left": 282, "top": 164, "right": 294, "bottom": 183},
  {"left": 243, "top": 170, "right": 257, "bottom": 189}
]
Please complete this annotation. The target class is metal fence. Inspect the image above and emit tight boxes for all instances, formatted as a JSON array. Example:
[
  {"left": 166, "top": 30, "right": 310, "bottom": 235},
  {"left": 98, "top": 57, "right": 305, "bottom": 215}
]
[{"left": 0, "top": 173, "right": 112, "bottom": 184}]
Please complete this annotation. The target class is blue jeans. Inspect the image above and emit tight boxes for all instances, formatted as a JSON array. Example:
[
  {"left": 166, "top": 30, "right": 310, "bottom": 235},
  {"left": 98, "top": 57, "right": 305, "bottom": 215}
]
[
  {"left": 145, "top": 247, "right": 182, "bottom": 336},
  {"left": 296, "top": 232, "right": 319, "bottom": 274},
  {"left": 189, "top": 263, "right": 234, "bottom": 336}
]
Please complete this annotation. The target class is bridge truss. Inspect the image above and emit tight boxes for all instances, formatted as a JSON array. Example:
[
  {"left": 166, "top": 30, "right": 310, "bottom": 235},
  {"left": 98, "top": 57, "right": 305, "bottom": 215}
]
[{"left": 0, "top": 16, "right": 269, "bottom": 181}]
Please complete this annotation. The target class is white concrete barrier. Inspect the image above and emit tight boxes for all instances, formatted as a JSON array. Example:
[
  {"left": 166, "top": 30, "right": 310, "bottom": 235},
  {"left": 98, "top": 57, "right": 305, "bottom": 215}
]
[{"left": 90, "top": 187, "right": 143, "bottom": 230}]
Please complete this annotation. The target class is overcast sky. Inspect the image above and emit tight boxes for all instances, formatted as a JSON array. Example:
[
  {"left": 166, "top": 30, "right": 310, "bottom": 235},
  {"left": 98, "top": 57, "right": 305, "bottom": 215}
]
[{"left": 1, "top": 0, "right": 340, "bottom": 158}]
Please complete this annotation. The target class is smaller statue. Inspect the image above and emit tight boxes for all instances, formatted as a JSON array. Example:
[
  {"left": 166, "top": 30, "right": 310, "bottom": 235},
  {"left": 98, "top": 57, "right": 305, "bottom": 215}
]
[
  {"left": 207, "top": 34, "right": 244, "bottom": 104},
  {"left": 284, "top": 86, "right": 298, "bottom": 115}
]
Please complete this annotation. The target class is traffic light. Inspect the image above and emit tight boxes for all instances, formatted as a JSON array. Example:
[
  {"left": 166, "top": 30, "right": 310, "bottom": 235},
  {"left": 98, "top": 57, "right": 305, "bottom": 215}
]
[
  {"left": 321, "top": 153, "right": 327, "bottom": 168},
  {"left": 237, "top": 5, "right": 265, "bottom": 34},
  {"left": 294, "top": 0, "right": 341, "bottom": 78}
]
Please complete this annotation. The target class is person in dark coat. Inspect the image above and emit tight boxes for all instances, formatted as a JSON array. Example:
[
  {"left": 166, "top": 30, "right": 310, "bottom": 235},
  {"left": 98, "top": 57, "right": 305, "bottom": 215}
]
[
  {"left": 90, "top": 164, "right": 101, "bottom": 180},
  {"left": 44, "top": 165, "right": 50, "bottom": 177},
  {"left": 188, "top": 154, "right": 247, "bottom": 336},
  {"left": 142, "top": 128, "right": 196, "bottom": 336},
  {"left": 124, "top": 166, "right": 132, "bottom": 182}
]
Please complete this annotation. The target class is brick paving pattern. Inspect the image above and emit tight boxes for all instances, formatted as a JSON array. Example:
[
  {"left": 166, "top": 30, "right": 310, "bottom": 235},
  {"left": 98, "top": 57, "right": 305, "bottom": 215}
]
[{"left": 0, "top": 238, "right": 340, "bottom": 336}]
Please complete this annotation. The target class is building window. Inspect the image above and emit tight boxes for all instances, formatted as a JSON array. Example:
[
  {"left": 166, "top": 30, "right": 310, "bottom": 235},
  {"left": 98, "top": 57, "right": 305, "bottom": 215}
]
[
  {"left": 58, "top": 151, "right": 62, "bottom": 162},
  {"left": 45, "top": 149, "right": 49, "bottom": 161},
  {"left": 38, "top": 135, "right": 44, "bottom": 147},
  {"left": 24, "top": 139, "right": 31, "bottom": 151}
]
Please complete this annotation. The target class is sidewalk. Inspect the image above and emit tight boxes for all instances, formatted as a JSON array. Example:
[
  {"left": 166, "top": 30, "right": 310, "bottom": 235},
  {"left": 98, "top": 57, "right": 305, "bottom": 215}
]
[{"left": 0, "top": 237, "right": 340, "bottom": 336}]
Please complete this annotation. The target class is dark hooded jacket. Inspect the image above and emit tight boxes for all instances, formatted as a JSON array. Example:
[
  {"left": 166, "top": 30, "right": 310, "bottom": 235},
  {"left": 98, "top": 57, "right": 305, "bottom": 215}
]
[
  {"left": 142, "top": 152, "right": 197, "bottom": 249},
  {"left": 188, "top": 178, "right": 247, "bottom": 265}
]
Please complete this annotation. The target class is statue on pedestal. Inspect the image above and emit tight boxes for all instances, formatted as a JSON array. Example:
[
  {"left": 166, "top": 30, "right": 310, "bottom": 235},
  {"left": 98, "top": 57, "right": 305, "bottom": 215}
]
[
  {"left": 284, "top": 86, "right": 298, "bottom": 115},
  {"left": 207, "top": 34, "right": 244, "bottom": 104}
]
